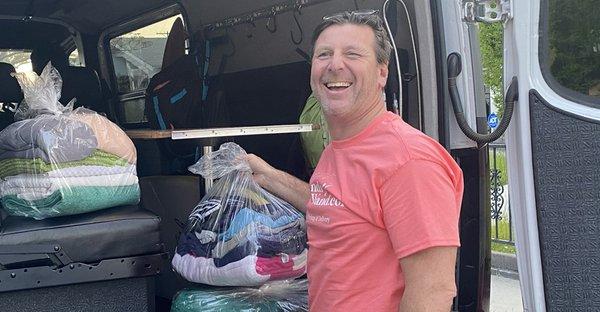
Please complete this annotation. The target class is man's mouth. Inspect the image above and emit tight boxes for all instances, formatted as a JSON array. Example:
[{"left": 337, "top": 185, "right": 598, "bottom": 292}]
[{"left": 324, "top": 81, "right": 353, "bottom": 91}]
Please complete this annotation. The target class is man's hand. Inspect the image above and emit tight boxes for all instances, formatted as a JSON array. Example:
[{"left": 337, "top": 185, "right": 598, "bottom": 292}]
[
  {"left": 245, "top": 154, "right": 310, "bottom": 213},
  {"left": 398, "top": 246, "right": 458, "bottom": 312},
  {"left": 246, "top": 153, "right": 277, "bottom": 189}
]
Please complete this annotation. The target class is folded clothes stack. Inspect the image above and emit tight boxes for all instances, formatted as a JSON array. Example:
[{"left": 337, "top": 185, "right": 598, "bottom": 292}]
[
  {"left": 0, "top": 109, "right": 140, "bottom": 220},
  {"left": 172, "top": 194, "right": 308, "bottom": 287},
  {"left": 171, "top": 279, "right": 309, "bottom": 312}
]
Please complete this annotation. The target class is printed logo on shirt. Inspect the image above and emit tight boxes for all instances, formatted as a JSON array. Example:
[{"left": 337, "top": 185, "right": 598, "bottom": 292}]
[
  {"left": 306, "top": 213, "right": 330, "bottom": 224},
  {"left": 310, "top": 182, "right": 344, "bottom": 208},
  {"left": 308, "top": 179, "right": 344, "bottom": 224}
]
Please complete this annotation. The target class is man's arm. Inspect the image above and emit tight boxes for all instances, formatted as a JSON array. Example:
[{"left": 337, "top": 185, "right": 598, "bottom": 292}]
[
  {"left": 398, "top": 246, "right": 457, "bottom": 312},
  {"left": 246, "top": 154, "right": 310, "bottom": 213}
]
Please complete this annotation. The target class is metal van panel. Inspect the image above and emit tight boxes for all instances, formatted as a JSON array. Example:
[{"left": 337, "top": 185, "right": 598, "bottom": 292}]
[
  {"left": 187, "top": 0, "right": 389, "bottom": 75},
  {"left": 529, "top": 90, "right": 600, "bottom": 311},
  {"left": 439, "top": 0, "right": 479, "bottom": 149},
  {"left": 415, "top": 2, "right": 439, "bottom": 140},
  {"left": 503, "top": 1, "right": 551, "bottom": 311},
  {"left": 505, "top": 0, "right": 600, "bottom": 310}
]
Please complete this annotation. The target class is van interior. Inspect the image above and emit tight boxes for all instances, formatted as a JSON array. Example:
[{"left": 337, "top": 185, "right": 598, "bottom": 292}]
[{"left": 0, "top": 0, "right": 490, "bottom": 311}]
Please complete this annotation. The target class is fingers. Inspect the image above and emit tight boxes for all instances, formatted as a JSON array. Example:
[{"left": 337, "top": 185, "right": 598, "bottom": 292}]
[
  {"left": 246, "top": 154, "right": 275, "bottom": 189},
  {"left": 246, "top": 154, "right": 270, "bottom": 174}
]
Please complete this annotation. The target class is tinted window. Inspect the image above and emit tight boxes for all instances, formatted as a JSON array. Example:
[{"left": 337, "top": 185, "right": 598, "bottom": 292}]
[
  {"left": 0, "top": 49, "right": 32, "bottom": 72},
  {"left": 109, "top": 15, "right": 183, "bottom": 94},
  {"left": 547, "top": 0, "right": 600, "bottom": 97},
  {"left": 69, "top": 49, "right": 83, "bottom": 67}
]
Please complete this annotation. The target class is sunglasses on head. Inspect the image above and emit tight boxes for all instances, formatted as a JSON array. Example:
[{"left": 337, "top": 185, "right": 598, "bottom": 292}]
[{"left": 322, "top": 9, "right": 379, "bottom": 21}]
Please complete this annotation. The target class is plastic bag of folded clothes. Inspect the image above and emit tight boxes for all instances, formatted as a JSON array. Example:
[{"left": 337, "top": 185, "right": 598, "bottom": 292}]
[
  {"left": 171, "top": 279, "right": 308, "bottom": 312},
  {"left": 0, "top": 62, "right": 139, "bottom": 220},
  {"left": 172, "top": 142, "right": 307, "bottom": 287}
]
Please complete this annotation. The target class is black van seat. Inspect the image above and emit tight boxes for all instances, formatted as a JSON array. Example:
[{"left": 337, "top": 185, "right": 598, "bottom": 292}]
[
  {"left": 0, "top": 62, "right": 23, "bottom": 104},
  {"left": 0, "top": 205, "right": 161, "bottom": 264},
  {"left": 59, "top": 66, "right": 104, "bottom": 113},
  {"left": 0, "top": 204, "right": 165, "bottom": 294},
  {"left": 0, "top": 62, "right": 22, "bottom": 131}
]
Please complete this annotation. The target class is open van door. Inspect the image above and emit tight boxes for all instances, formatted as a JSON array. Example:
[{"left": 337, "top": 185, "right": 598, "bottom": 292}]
[
  {"left": 431, "top": 0, "right": 499, "bottom": 310},
  {"left": 504, "top": 0, "right": 600, "bottom": 311}
]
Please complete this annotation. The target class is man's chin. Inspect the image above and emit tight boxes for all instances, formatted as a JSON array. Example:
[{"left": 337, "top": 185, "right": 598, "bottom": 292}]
[{"left": 321, "top": 100, "right": 352, "bottom": 117}]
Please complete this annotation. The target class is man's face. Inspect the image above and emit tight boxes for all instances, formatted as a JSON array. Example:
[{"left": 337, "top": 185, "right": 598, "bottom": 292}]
[{"left": 310, "top": 24, "right": 388, "bottom": 119}]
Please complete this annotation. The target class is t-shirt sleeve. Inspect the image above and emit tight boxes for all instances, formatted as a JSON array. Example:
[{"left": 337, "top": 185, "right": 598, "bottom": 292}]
[{"left": 380, "top": 159, "right": 461, "bottom": 259}]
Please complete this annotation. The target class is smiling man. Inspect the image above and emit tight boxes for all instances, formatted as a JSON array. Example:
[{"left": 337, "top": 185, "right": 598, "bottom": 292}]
[{"left": 247, "top": 11, "right": 463, "bottom": 312}]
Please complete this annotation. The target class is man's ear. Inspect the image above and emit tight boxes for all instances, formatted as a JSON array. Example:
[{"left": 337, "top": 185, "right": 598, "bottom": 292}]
[{"left": 378, "top": 62, "right": 389, "bottom": 88}]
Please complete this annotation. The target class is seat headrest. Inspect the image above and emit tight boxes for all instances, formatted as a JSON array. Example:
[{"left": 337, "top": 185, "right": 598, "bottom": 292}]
[
  {"left": 0, "top": 62, "right": 24, "bottom": 103},
  {"left": 59, "top": 66, "right": 103, "bottom": 112},
  {"left": 31, "top": 45, "right": 68, "bottom": 75}
]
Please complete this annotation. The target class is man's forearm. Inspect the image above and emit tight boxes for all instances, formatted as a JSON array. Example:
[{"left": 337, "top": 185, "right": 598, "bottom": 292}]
[
  {"left": 398, "top": 283, "right": 455, "bottom": 312},
  {"left": 397, "top": 247, "right": 458, "bottom": 312},
  {"left": 264, "top": 169, "right": 310, "bottom": 213}
]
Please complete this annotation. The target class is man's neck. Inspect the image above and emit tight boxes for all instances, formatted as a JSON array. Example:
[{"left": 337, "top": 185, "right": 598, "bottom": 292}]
[{"left": 327, "top": 101, "right": 387, "bottom": 141}]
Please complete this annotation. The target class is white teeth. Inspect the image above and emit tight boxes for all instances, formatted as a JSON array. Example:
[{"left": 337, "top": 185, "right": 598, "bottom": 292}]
[{"left": 326, "top": 82, "right": 352, "bottom": 88}]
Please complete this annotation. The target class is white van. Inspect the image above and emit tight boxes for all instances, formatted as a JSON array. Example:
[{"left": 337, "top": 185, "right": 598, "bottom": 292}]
[{"left": 0, "top": 0, "right": 596, "bottom": 311}]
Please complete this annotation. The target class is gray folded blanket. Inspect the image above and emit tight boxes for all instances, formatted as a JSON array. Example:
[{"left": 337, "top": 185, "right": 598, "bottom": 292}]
[{"left": 0, "top": 116, "right": 97, "bottom": 163}]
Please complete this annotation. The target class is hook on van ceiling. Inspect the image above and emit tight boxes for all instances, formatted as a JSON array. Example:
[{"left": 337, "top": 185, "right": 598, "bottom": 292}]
[
  {"left": 266, "top": 15, "right": 277, "bottom": 33},
  {"left": 222, "top": 29, "right": 236, "bottom": 57},
  {"left": 290, "top": 9, "right": 303, "bottom": 45},
  {"left": 21, "top": 0, "right": 36, "bottom": 21},
  {"left": 246, "top": 20, "right": 257, "bottom": 38}
]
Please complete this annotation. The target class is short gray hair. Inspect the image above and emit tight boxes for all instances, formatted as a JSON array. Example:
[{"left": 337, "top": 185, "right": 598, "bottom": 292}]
[{"left": 311, "top": 11, "right": 392, "bottom": 64}]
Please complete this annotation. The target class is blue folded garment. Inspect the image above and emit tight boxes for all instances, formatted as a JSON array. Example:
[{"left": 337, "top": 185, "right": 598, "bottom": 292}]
[{"left": 219, "top": 208, "right": 298, "bottom": 241}]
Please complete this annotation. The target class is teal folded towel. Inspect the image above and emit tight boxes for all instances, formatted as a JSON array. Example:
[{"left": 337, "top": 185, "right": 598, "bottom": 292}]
[
  {"left": 1, "top": 184, "right": 140, "bottom": 220},
  {"left": 171, "top": 279, "right": 308, "bottom": 312}
]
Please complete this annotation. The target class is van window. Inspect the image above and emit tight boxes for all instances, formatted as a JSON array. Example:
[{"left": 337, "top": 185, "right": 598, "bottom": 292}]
[
  {"left": 545, "top": 0, "right": 600, "bottom": 97},
  {"left": 109, "top": 14, "right": 184, "bottom": 95},
  {"left": 68, "top": 49, "right": 83, "bottom": 67},
  {"left": 0, "top": 49, "right": 32, "bottom": 72},
  {"left": 108, "top": 14, "right": 185, "bottom": 124}
]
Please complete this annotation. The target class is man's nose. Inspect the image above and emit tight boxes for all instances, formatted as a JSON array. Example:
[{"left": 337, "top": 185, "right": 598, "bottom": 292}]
[{"left": 327, "top": 53, "right": 345, "bottom": 71}]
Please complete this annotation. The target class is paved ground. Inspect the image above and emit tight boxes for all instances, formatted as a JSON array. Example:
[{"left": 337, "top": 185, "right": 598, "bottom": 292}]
[{"left": 490, "top": 273, "right": 523, "bottom": 312}]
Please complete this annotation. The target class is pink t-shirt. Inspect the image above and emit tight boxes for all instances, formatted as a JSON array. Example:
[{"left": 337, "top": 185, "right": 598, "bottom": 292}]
[{"left": 306, "top": 111, "right": 463, "bottom": 311}]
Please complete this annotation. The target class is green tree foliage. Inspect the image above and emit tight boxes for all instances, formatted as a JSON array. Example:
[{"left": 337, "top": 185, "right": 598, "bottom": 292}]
[
  {"left": 478, "top": 23, "right": 504, "bottom": 116},
  {"left": 549, "top": 0, "right": 600, "bottom": 95}
]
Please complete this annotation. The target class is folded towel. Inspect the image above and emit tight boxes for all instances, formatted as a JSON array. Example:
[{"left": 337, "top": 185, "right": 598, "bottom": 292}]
[
  {"left": 1, "top": 184, "right": 140, "bottom": 219},
  {"left": 44, "top": 164, "right": 137, "bottom": 178},
  {"left": 0, "top": 150, "right": 128, "bottom": 178},
  {"left": 0, "top": 116, "right": 97, "bottom": 163},
  {"left": 255, "top": 249, "right": 308, "bottom": 280},
  {"left": 172, "top": 244, "right": 307, "bottom": 286},
  {"left": 70, "top": 111, "right": 137, "bottom": 164},
  {"left": 0, "top": 172, "right": 138, "bottom": 200},
  {"left": 172, "top": 253, "right": 270, "bottom": 286},
  {"left": 170, "top": 279, "right": 309, "bottom": 312}
]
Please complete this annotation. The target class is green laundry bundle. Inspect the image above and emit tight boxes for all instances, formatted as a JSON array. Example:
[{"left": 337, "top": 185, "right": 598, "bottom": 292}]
[
  {"left": 2, "top": 184, "right": 140, "bottom": 220},
  {"left": 171, "top": 279, "right": 308, "bottom": 312},
  {"left": 0, "top": 150, "right": 128, "bottom": 178},
  {"left": 0, "top": 63, "right": 140, "bottom": 220}
]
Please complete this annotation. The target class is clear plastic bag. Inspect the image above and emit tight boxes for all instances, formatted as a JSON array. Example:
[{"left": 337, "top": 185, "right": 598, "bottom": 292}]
[
  {"left": 0, "top": 63, "right": 139, "bottom": 220},
  {"left": 172, "top": 142, "right": 307, "bottom": 286},
  {"left": 13, "top": 62, "right": 73, "bottom": 121},
  {"left": 171, "top": 278, "right": 308, "bottom": 312}
]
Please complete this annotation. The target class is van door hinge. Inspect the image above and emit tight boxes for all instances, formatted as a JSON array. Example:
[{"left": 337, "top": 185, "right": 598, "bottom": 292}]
[{"left": 462, "top": 0, "right": 512, "bottom": 24}]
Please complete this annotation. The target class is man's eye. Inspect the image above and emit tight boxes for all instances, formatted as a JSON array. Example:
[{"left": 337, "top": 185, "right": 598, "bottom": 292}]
[
  {"left": 346, "top": 52, "right": 361, "bottom": 58},
  {"left": 317, "top": 52, "right": 330, "bottom": 59}
]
